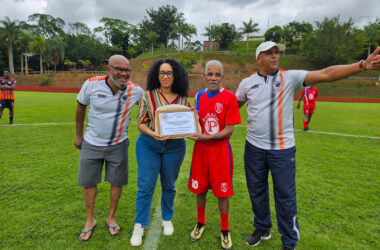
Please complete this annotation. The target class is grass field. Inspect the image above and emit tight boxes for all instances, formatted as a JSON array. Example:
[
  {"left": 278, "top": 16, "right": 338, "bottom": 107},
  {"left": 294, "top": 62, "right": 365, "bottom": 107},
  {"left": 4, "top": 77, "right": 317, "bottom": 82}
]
[{"left": 0, "top": 91, "right": 379, "bottom": 249}]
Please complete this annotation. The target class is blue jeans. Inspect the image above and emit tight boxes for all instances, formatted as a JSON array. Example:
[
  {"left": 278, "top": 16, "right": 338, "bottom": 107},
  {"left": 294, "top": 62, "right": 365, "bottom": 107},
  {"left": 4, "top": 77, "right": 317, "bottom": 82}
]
[
  {"left": 244, "top": 141, "right": 299, "bottom": 249},
  {"left": 134, "top": 133, "right": 186, "bottom": 227}
]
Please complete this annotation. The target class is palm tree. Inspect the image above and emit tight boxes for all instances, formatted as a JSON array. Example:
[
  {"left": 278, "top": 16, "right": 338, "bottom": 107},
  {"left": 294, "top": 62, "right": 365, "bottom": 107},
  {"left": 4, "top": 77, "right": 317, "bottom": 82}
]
[
  {"left": 202, "top": 24, "right": 218, "bottom": 52},
  {"left": 168, "top": 23, "right": 180, "bottom": 51},
  {"left": 29, "top": 35, "right": 46, "bottom": 74},
  {"left": 15, "top": 33, "right": 33, "bottom": 75},
  {"left": 176, "top": 21, "right": 185, "bottom": 51},
  {"left": 0, "top": 17, "right": 20, "bottom": 74},
  {"left": 183, "top": 24, "right": 197, "bottom": 51},
  {"left": 239, "top": 18, "right": 260, "bottom": 53},
  {"left": 46, "top": 37, "right": 65, "bottom": 73},
  {"left": 146, "top": 31, "right": 159, "bottom": 56}
]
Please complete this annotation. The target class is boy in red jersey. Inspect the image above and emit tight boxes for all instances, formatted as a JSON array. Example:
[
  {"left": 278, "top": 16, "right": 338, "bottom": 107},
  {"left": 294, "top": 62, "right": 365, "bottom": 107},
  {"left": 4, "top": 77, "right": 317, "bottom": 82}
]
[
  {"left": 188, "top": 60, "right": 241, "bottom": 250},
  {"left": 297, "top": 86, "right": 318, "bottom": 131}
]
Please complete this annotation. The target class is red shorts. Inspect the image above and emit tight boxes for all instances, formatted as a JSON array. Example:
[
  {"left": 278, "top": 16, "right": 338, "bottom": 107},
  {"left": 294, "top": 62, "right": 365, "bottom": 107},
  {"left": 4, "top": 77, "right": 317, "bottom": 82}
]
[
  {"left": 188, "top": 140, "right": 233, "bottom": 198},
  {"left": 304, "top": 105, "right": 315, "bottom": 114}
]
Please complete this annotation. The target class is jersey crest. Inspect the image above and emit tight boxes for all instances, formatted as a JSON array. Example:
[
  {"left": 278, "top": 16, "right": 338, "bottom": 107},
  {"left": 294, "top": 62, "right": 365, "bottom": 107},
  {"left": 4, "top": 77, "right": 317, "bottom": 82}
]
[
  {"left": 221, "top": 182, "right": 228, "bottom": 193},
  {"left": 202, "top": 113, "right": 219, "bottom": 135},
  {"left": 215, "top": 103, "right": 223, "bottom": 114}
]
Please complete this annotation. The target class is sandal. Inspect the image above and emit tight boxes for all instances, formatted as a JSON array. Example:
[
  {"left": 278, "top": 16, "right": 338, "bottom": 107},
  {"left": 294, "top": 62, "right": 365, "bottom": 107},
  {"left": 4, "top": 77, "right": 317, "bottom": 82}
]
[{"left": 78, "top": 224, "right": 97, "bottom": 242}]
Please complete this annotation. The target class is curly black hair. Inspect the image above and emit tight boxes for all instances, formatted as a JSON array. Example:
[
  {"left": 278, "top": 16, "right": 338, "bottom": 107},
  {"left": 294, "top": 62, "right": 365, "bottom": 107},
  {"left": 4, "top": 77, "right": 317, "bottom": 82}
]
[{"left": 146, "top": 59, "right": 189, "bottom": 97}]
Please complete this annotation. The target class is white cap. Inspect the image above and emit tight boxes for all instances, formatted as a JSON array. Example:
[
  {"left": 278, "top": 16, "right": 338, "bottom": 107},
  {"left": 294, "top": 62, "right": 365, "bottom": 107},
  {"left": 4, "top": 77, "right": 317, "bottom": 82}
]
[{"left": 256, "top": 41, "right": 285, "bottom": 59}]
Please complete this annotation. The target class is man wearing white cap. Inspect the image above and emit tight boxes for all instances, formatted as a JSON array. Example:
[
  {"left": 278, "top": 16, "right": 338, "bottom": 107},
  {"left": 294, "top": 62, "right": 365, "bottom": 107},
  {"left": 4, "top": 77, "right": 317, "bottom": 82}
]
[{"left": 236, "top": 41, "right": 380, "bottom": 249}]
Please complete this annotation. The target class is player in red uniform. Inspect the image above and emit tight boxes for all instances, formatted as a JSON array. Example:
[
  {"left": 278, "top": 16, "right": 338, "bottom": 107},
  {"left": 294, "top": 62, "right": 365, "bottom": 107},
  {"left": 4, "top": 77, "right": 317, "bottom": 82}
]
[
  {"left": 297, "top": 86, "right": 318, "bottom": 131},
  {"left": 188, "top": 60, "right": 241, "bottom": 250},
  {"left": 0, "top": 69, "right": 17, "bottom": 124}
]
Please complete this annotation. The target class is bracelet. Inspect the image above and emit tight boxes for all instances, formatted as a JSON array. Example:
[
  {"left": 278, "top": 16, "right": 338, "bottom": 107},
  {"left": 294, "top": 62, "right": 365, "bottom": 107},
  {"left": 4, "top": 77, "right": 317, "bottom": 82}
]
[{"left": 359, "top": 60, "right": 367, "bottom": 71}]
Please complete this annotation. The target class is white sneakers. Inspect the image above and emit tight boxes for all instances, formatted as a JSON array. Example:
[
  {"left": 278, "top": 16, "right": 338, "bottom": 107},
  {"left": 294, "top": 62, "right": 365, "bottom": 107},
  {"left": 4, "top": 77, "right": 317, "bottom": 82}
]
[
  {"left": 162, "top": 220, "right": 174, "bottom": 236},
  {"left": 130, "top": 221, "right": 174, "bottom": 246},
  {"left": 130, "top": 223, "right": 144, "bottom": 246}
]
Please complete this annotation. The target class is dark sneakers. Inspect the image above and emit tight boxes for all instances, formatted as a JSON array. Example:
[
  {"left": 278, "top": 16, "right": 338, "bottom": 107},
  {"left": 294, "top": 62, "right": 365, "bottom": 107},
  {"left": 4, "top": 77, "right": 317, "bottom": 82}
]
[
  {"left": 303, "top": 127, "right": 309, "bottom": 131},
  {"left": 245, "top": 229, "right": 271, "bottom": 246},
  {"left": 283, "top": 247, "right": 295, "bottom": 250}
]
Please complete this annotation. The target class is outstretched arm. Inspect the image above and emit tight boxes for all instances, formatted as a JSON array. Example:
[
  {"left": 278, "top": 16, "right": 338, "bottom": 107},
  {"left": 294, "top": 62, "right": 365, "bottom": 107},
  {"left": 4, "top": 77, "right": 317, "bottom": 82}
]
[{"left": 305, "top": 46, "right": 380, "bottom": 85}]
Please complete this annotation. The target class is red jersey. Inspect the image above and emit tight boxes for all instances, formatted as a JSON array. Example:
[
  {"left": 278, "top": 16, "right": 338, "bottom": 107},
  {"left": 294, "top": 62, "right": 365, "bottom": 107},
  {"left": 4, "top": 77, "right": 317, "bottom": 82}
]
[
  {"left": 195, "top": 87, "right": 241, "bottom": 140},
  {"left": 301, "top": 87, "right": 318, "bottom": 106},
  {"left": 189, "top": 87, "right": 241, "bottom": 197},
  {"left": 0, "top": 77, "right": 16, "bottom": 100}
]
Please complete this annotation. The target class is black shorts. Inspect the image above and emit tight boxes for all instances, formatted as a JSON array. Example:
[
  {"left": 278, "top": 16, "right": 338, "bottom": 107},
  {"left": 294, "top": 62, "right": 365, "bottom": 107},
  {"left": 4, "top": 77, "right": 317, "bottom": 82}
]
[{"left": 0, "top": 99, "right": 14, "bottom": 111}]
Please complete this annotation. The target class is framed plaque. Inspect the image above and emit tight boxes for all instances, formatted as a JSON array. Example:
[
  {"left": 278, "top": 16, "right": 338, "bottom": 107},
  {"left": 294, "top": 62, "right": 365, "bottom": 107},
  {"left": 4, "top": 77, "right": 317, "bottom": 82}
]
[{"left": 155, "top": 105, "right": 201, "bottom": 138}]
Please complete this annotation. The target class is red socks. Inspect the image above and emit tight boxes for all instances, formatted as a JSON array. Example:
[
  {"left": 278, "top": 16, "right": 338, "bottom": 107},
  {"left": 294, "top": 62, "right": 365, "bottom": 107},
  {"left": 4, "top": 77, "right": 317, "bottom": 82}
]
[
  {"left": 197, "top": 206, "right": 229, "bottom": 231},
  {"left": 303, "top": 121, "right": 308, "bottom": 128},
  {"left": 220, "top": 212, "right": 229, "bottom": 231},
  {"left": 197, "top": 205, "right": 205, "bottom": 225}
]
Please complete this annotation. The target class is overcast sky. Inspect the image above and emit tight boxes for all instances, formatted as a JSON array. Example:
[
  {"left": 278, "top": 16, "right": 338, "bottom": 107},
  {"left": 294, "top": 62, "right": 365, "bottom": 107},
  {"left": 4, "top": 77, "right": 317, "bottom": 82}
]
[{"left": 1, "top": 0, "right": 379, "bottom": 42}]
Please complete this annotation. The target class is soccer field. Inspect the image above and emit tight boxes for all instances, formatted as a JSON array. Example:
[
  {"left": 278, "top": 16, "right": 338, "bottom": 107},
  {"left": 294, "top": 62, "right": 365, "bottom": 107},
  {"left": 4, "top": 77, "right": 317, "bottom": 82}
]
[{"left": 0, "top": 91, "right": 379, "bottom": 249}]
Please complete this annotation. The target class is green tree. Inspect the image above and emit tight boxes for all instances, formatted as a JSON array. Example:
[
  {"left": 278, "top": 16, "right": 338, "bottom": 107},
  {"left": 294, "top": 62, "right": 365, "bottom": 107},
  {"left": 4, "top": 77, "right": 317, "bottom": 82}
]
[
  {"left": 240, "top": 18, "right": 260, "bottom": 53},
  {"left": 177, "top": 21, "right": 187, "bottom": 50},
  {"left": 203, "top": 24, "right": 218, "bottom": 51},
  {"left": 46, "top": 37, "right": 65, "bottom": 72},
  {"left": 364, "top": 19, "right": 380, "bottom": 56},
  {"left": 29, "top": 35, "right": 46, "bottom": 73},
  {"left": 94, "top": 17, "right": 135, "bottom": 56},
  {"left": 78, "top": 59, "right": 91, "bottom": 70},
  {"left": 127, "top": 47, "right": 137, "bottom": 58},
  {"left": 68, "top": 22, "right": 91, "bottom": 36},
  {"left": 191, "top": 40, "right": 202, "bottom": 52},
  {"left": 234, "top": 52, "right": 246, "bottom": 75},
  {"left": 146, "top": 31, "right": 159, "bottom": 56},
  {"left": 64, "top": 59, "right": 77, "bottom": 71},
  {"left": 183, "top": 23, "right": 197, "bottom": 50},
  {"left": 15, "top": 32, "right": 33, "bottom": 74},
  {"left": 282, "top": 25, "right": 293, "bottom": 43},
  {"left": 283, "top": 21, "right": 313, "bottom": 52},
  {"left": 28, "top": 13, "right": 65, "bottom": 38},
  {"left": 301, "top": 16, "right": 367, "bottom": 67},
  {"left": 0, "top": 16, "right": 20, "bottom": 74},
  {"left": 264, "top": 25, "right": 283, "bottom": 43},
  {"left": 214, "top": 23, "right": 241, "bottom": 50},
  {"left": 140, "top": 5, "right": 184, "bottom": 48},
  {"left": 63, "top": 34, "right": 108, "bottom": 66},
  {"left": 168, "top": 22, "right": 180, "bottom": 50}
]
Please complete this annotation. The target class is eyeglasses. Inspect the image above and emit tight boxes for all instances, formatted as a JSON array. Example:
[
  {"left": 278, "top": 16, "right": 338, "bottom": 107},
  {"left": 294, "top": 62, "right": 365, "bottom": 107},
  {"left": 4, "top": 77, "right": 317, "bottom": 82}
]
[
  {"left": 159, "top": 71, "right": 174, "bottom": 78},
  {"left": 109, "top": 65, "right": 132, "bottom": 73},
  {"left": 206, "top": 72, "right": 222, "bottom": 77}
]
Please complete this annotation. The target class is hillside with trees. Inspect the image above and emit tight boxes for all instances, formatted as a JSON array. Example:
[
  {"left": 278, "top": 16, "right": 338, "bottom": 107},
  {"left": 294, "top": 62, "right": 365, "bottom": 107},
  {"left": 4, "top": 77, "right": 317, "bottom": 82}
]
[{"left": 1, "top": 5, "right": 379, "bottom": 74}]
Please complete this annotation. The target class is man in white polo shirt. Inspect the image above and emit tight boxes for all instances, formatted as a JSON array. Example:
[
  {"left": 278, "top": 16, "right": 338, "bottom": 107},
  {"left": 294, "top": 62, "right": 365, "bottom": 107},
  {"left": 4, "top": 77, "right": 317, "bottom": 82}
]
[
  {"left": 236, "top": 42, "right": 380, "bottom": 250},
  {"left": 75, "top": 55, "right": 144, "bottom": 242}
]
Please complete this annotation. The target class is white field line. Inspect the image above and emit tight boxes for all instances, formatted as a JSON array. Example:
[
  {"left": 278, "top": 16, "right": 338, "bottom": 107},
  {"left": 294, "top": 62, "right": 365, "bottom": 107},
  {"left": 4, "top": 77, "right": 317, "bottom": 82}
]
[
  {"left": 142, "top": 198, "right": 162, "bottom": 250},
  {"left": 1, "top": 122, "right": 379, "bottom": 140},
  {"left": 0, "top": 122, "right": 75, "bottom": 127},
  {"left": 293, "top": 129, "right": 380, "bottom": 139},
  {"left": 235, "top": 125, "right": 380, "bottom": 140}
]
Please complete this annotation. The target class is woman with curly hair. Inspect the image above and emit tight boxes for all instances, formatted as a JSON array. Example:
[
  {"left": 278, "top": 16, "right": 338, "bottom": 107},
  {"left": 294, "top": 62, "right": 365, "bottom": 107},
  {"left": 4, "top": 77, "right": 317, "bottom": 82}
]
[{"left": 131, "top": 59, "right": 191, "bottom": 246}]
